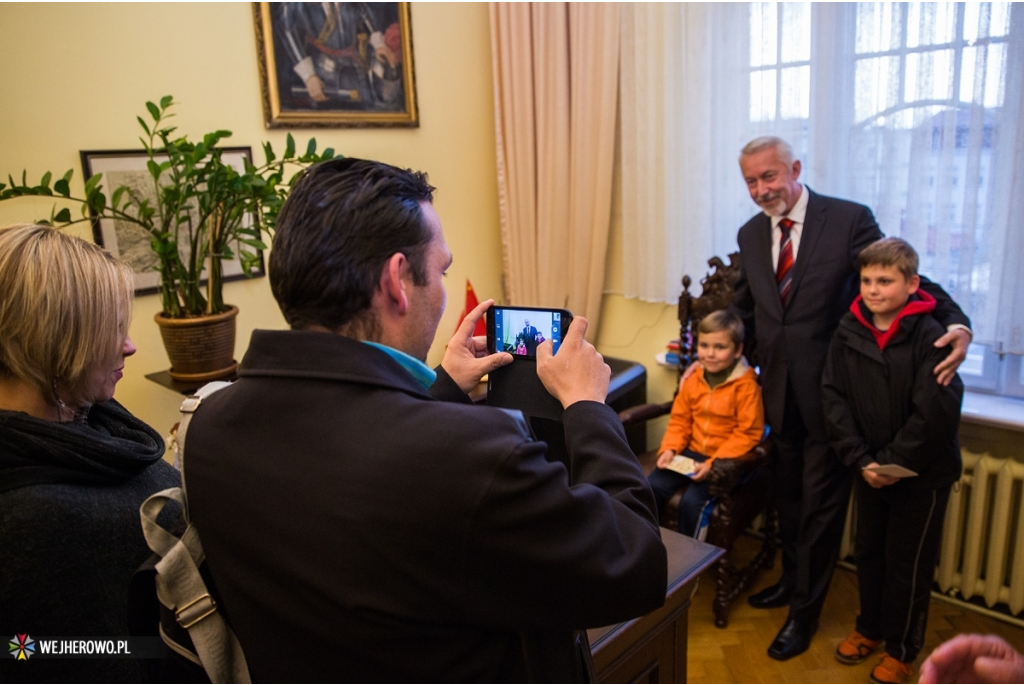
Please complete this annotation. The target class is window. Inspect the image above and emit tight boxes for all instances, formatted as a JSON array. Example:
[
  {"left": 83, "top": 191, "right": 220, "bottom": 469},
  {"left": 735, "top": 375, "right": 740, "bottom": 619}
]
[
  {"left": 748, "top": 2, "right": 1022, "bottom": 397},
  {"left": 619, "top": 3, "right": 1023, "bottom": 400},
  {"left": 749, "top": 2, "right": 812, "bottom": 124}
]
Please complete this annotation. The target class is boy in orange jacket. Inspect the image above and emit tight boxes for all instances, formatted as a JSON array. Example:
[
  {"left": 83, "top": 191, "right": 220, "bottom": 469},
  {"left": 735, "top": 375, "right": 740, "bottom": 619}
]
[{"left": 648, "top": 310, "right": 765, "bottom": 537}]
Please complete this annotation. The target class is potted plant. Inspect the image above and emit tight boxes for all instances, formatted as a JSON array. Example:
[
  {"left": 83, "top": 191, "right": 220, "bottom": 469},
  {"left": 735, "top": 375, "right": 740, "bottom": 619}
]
[{"left": 1, "top": 96, "right": 339, "bottom": 380}]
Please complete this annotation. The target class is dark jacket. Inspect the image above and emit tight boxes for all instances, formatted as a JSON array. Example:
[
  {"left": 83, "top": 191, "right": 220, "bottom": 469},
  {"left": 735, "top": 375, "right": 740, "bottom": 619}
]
[
  {"left": 821, "top": 294, "right": 964, "bottom": 491},
  {"left": 0, "top": 400, "right": 179, "bottom": 683},
  {"left": 731, "top": 187, "right": 971, "bottom": 438},
  {"left": 186, "top": 330, "right": 667, "bottom": 683}
]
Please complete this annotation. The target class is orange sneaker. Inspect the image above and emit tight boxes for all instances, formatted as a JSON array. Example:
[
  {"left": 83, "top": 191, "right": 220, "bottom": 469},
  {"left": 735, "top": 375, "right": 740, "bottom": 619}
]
[
  {"left": 870, "top": 655, "right": 914, "bottom": 684},
  {"left": 835, "top": 630, "right": 882, "bottom": 665}
]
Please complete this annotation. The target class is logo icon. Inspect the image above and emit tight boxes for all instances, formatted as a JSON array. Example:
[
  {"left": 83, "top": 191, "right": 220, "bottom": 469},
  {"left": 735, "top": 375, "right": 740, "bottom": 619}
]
[{"left": 9, "top": 634, "right": 34, "bottom": 660}]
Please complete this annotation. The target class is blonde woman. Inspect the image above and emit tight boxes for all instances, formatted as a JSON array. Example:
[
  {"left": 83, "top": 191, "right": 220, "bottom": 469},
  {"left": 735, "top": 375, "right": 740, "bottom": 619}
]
[{"left": 0, "top": 224, "right": 179, "bottom": 682}]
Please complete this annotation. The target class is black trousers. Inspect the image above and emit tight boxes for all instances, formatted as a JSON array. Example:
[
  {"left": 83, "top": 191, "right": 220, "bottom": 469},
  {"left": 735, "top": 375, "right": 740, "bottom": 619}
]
[
  {"left": 853, "top": 479, "right": 950, "bottom": 663},
  {"left": 773, "top": 384, "right": 852, "bottom": 624}
]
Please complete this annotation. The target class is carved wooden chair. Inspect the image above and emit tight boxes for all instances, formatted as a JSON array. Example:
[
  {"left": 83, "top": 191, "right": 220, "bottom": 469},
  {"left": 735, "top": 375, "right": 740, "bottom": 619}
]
[{"left": 619, "top": 253, "right": 778, "bottom": 628}]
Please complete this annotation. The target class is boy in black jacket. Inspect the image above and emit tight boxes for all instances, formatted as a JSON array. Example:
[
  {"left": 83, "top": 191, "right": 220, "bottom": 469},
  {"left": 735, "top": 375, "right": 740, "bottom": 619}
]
[{"left": 822, "top": 237, "right": 964, "bottom": 684}]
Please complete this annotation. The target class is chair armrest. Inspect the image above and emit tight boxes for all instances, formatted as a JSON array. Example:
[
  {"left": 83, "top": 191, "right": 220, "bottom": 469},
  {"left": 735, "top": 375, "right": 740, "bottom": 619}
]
[
  {"left": 707, "top": 458, "right": 750, "bottom": 496},
  {"left": 618, "top": 401, "right": 673, "bottom": 427},
  {"left": 706, "top": 438, "right": 775, "bottom": 497}
]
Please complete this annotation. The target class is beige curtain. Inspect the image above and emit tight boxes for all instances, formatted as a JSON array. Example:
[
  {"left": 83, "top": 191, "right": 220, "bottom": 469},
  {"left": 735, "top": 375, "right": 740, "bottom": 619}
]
[{"left": 489, "top": 2, "right": 620, "bottom": 336}]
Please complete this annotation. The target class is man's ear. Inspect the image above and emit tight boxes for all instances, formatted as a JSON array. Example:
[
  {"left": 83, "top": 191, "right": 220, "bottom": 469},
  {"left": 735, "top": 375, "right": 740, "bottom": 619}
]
[
  {"left": 791, "top": 159, "right": 802, "bottom": 180},
  {"left": 379, "top": 252, "right": 410, "bottom": 315}
]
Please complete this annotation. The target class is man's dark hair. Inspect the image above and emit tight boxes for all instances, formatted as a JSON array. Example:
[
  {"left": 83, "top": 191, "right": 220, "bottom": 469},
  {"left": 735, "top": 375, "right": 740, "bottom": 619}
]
[{"left": 270, "top": 157, "right": 436, "bottom": 331}]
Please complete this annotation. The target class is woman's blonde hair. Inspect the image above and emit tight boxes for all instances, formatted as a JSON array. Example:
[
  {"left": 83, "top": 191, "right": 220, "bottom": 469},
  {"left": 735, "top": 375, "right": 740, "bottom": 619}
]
[{"left": 0, "top": 224, "right": 134, "bottom": 406}]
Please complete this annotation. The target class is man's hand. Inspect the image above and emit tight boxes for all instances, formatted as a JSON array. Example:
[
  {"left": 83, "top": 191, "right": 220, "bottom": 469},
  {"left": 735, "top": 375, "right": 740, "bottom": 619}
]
[
  {"left": 690, "top": 460, "right": 713, "bottom": 482},
  {"left": 441, "top": 299, "right": 512, "bottom": 393},
  {"left": 862, "top": 462, "right": 899, "bottom": 489},
  {"left": 305, "top": 75, "right": 328, "bottom": 102},
  {"left": 679, "top": 361, "right": 701, "bottom": 389},
  {"left": 919, "top": 633, "right": 1024, "bottom": 684},
  {"left": 656, "top": 449, "right": 676, "bottom": 469},
  {"left": 933, "top": 327, "right": 971, "bottom": 386},
  {"left": 536, "top": 317, "right": 610, "bottom": 409}
]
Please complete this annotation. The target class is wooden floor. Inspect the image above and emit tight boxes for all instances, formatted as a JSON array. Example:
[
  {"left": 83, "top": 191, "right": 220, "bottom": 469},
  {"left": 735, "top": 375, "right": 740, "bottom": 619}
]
[{"left": 687, "top": 536, "right": 1024, "bottom": 684}]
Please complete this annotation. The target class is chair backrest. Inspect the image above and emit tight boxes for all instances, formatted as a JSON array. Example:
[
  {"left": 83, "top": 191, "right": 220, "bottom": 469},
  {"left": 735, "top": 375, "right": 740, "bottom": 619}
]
[{"left": 675, "top": 252, "right": 751, "bottom": 374}]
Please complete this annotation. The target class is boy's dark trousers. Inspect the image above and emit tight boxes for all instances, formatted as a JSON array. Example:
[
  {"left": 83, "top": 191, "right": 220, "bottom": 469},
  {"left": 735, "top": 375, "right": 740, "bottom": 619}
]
[
  {"left": 853, "top": 478, "right": 951, "bottom": 663},
  {"left": 647, "top": 449, "right": 712, "bottom": 537}
]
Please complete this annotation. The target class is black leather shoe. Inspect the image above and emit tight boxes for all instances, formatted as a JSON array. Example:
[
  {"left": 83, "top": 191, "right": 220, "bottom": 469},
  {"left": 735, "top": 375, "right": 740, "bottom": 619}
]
[
  {"left": 748, "top": 581, "right": 794, "bottom": 609},
  {"left": 767, "top": 618, "right": 818, "bottom": 661}
]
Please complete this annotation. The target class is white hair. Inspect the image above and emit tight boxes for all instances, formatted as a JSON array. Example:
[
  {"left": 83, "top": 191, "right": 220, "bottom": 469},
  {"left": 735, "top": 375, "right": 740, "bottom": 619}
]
[{"left": 740, "top": 136, "right": 795, "bottom": 166}]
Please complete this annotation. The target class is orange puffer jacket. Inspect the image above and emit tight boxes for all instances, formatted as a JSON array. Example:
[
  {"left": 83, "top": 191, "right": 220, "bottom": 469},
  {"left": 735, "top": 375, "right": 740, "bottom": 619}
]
[{"left": 658, "top": 357, "right": 765, "bottom": 462}]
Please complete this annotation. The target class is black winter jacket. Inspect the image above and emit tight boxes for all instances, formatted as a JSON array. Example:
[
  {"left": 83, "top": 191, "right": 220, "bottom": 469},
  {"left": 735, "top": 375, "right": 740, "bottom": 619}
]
[
  {"left": 0, "top": 400, "right": 179, "bottom": 683},
  {"left": 822, "top": 296, "right": 964, "bottom": 491}
]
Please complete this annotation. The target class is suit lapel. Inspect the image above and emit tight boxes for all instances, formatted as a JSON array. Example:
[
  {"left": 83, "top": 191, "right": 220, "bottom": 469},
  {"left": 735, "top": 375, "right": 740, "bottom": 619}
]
[
  {"left": 751, "top": 213, "right": 784, "bottom": 319},
  {"left": 787, "top": 188, "right": 825, "bottom": 308}
]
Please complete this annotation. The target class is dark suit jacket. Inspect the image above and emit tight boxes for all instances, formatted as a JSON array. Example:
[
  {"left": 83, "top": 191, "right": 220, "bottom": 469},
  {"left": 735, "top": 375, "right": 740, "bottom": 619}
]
[
  {"left": 522, "top": 325, "right": 540, "bottom": 354},
  {"left": 186, "top": 330, "right": 667, "bottom": 683},
  {"left": 731, "top": 188, "right": 970, "bottom": 439}
]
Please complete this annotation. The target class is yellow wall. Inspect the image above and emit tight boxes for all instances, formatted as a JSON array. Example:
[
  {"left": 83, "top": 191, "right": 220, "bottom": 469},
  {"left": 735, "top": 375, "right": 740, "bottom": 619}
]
[{"left": 0, "top": 2, "right": 504, "bottom": 437}]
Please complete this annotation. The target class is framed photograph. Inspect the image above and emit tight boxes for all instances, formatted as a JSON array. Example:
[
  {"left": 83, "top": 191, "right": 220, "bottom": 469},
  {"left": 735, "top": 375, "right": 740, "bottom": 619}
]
[
  {"left": 81, "top": 148, "right": 265, "bottom": 296},
  {"left": 253, "top": 2, "right": 419, "bottom": 128}
]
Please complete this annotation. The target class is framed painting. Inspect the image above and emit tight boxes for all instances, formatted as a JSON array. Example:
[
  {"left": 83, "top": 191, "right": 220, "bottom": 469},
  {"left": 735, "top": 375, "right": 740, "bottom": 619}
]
[
  {"left": 81, "top": 148, "right": 265, "bottom": 296},
  {"left": 253, "top": 2, "right": 419, "bottom": 128}
]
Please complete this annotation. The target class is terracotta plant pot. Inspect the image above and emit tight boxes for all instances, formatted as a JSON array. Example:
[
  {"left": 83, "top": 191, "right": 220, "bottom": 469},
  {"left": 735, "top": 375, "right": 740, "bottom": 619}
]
[{"left": 154, "top": 305, "right": 239, "bottom": 382}]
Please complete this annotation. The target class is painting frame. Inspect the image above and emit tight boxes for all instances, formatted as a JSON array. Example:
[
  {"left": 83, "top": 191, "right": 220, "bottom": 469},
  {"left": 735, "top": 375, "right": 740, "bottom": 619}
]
[
  {"left": 253, "top": 2, "right": 419, "bottom": 129},
  {"left": 81, "top": 147, "right": 265, "bottom": 297}
]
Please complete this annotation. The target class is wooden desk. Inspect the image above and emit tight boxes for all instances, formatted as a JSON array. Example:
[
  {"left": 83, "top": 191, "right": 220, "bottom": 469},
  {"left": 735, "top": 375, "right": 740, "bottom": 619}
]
[{"left": 588, "top": 529, "right": 723, "bottom": 683}]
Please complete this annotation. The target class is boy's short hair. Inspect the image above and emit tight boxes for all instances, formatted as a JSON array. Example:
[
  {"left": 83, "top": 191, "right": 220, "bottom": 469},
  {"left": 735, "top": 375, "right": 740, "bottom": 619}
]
[
  {"left": 697, "top": 310, "right": 744, "bottom": 348},
  {"left": 857, "top": 237, "right": 919, "bottom": 280}
]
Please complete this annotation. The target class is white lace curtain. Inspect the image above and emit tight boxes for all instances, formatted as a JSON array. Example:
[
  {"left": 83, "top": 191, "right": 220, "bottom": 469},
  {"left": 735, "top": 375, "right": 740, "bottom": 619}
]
[{"left": 620, "top": 2, "right": 1024, "bottom": 353}]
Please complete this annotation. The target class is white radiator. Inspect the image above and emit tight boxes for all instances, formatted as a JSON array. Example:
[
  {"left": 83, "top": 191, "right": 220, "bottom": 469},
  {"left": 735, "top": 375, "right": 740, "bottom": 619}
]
[{"left": 839, "top": 449, "right": 1024, "bottom": 618}]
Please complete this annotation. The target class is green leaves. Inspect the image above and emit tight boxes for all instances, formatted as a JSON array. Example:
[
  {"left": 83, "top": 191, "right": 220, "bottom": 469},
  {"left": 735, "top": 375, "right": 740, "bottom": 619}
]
[
  {"left": 84, "top": 173, "right": 103, "bottom": 195},
  {"left": 0, "top": 94, "right": 341, "bottom": 318},
  {"left": 111, "top": 186, "right": 127, "bottom": 210},
  {"left": 54, "top": 169, "right": 72, "bottom": 197}
]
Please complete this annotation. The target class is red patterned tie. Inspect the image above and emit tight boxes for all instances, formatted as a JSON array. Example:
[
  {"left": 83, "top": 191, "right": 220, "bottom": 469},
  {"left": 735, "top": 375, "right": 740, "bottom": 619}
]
[{"left": 776, "top": 218, "right": 795, "bottom": 305}]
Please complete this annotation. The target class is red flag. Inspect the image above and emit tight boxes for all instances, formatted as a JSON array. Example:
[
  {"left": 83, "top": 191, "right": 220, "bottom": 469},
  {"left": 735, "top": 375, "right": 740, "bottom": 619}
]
[{"left": 455, "top": 279, "right": 486, "bottom": 336}]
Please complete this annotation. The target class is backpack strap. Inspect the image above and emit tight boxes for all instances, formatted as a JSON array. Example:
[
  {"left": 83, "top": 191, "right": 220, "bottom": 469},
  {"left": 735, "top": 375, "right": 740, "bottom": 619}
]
[
  {"left": 177, "top": 381, "right": 232, "bottom": 509},
  {"left": 139, "top": 381, "right": 250, "bottom": 684}
]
